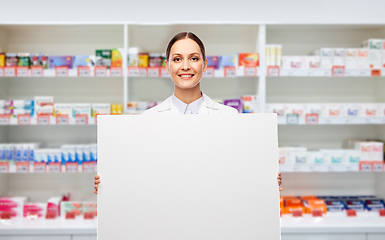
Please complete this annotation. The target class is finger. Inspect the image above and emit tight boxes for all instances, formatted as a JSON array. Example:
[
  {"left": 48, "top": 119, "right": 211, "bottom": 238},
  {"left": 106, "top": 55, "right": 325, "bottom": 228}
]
[
  {"left": 94, "top": 185, "right": 98, "bottom": 191},
  {"left": 278, "top": 172, "right": 281, "bottom": 176},
  {"left": 93, "top": 190, "right": 98, "bottom": 195},
  {"left": 279, "top": 187, "right": 283, "bottom": 191},
  {"left": 95, "top": 180, "right": 101, "bottom": 184},
  {"left": 95, "top": 175, "right": 100, "bottom": 180}
]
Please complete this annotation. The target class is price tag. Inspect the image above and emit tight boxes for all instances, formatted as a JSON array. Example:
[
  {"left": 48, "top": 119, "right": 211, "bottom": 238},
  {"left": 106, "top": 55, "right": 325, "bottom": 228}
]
[
  {"left": 0, "top": 115, "right": 10, "bottom": 125},
  {"left": 312, "top": 209, "right": 323, "bottom": 217},
  {"left": 65, "top": 212, "right": 76, "bottom": 219},
  {"left": 305, "top": 114, "right": 319, "bottom": 124},
  {"left": 78, "top": 66, "right": 90, "bottom": 77},
  {"left": 346, "top": 209, "right": 357, "bottom": 217},
  {"left": 4, "top": 67, "right": 16, "bottom": 77},
  {"left": 307, "top": 70, "right": 315, "bottom": 76},
  {"left": 18, "top": 114, "right": 31, "bottom": 125},
  {"left": 66, "top": 162, "right": 78, "bottom": 173},
  {"left": 365, "top": 118, "right": 373, "bottom": 124},
  {"left": 292, "top": 209, "right": 303, "bottom": 217},
  {"left": 17, "top": 67, "right": 29, "bottom": 77},
  {"left": 37, "top": 115, "right": 50, "bottom": 125},
  {"left": 83, "top": 162, "right": 97, "bottom": 172},
  {"left": 94, "top": 66, "right": 107, "bottom": 77},
  {"left": 379, "top": 209, "right": 385, "bottom": 217},
  {"left": 345, "top": 118, "right": 354, "bottom": 124},
  {"left": 45, "top": 211, "right": 57, "bottom": 219},
  {"left": 371, "top": 69, "right": 381, "bottom": 76},
  {"left": 0, "top": 67, "right": 4, "bottom": 76},
  {"left": 84, "top": 212, "right": 95, "bottom": 220},
  {"left": 1, "top": 212, "right": 11, "bottom": 220},
  {"left": 128, "top": 67, "right": 139, "bottom": 77},
  {"left": 31, "top": 66, "right": 44, "bottom": 77},
  {"left": 0, "top": 162, "right": 9, "bottom": 173},
  {"left": 110, "top": 67, "right": 122, "bottom": 77},
  {"left": 358, "top": 69, "right": 370, "bottom": 76},
  {"left": 48, "top": 162, "right": 61, "bottom": 173},
  {"left": 332, "top": 66, "right": 345, "bottom": 76},
  {"left": 75, "top": 114, "right": 88, "bottom": 125},
  {"left": 16, "top": 162, "right": 29, "bottom": 173},
  {"left": 55, "top": 67, "right": 68, "bottom": 77},
  {"left": 160, "top": 68, "right": 169, "bottom": 77},
  {"left": 267, "top": 66, "right": 280, "bottom": 76},
  {"left": 139, "top": 67, "right": 147, "bottom": 77},
  {"left": 203, "top": 67, "right": 214, "bottom": 77},
  {"left": 360, "top": 162, "right": 372, "bottom": 172},
  {"left": 56, "top": 114, "right": 69, "bottom": 125},
  {"left": 34, "top": 162, "right": 46, "bottom": 173},
  {"left": 372, "top": 162, "right": 384, "bottom": 172},
  {"left": 292, "top": 165, "right": 300, "bottom": 172},
  {"left": 147, "top": 67, "right": 160, "bottom": 77},
  {"left": 224, "top": 67, "right": 236, "bottom": 77},
  {"left": 286, "top": 114, "right": 299, "bottom": 124},
  {"left": 244, "top": 67, "right": 257, "bottom": 76}
]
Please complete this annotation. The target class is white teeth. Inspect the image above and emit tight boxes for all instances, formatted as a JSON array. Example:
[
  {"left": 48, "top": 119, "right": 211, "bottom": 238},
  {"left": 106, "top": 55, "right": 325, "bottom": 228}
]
[{"left": 180, "top": 75, "right": 192, "bottom": 78}]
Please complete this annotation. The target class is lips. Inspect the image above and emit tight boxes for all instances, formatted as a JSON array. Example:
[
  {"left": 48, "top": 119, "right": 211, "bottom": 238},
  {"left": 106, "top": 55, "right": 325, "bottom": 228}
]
[{"left": 178, "top": 74, "right": 194, "bottom": 80}]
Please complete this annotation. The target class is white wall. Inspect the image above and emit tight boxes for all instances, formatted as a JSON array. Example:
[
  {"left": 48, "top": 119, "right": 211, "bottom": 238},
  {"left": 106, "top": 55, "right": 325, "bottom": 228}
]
[{"left": 1, "top": 0, "right": 385, "bottom": 24}]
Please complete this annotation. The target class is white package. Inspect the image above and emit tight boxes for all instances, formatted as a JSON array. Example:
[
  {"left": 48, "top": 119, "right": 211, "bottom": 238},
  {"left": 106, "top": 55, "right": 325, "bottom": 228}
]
[
  {"left": 307, "top": 151, "right": 325, "bottom": 164},
  {"left": 90, "top": 144, "right": 97, "bottom": 161},
  {"left": 34, "top": 96, "right": 54, "bottom": 107},
  {"left": 362, "top": 39, "right": 382, "bottom": 69},
  {"left": 265, "top": 104, "right": 285, "bottom": 117},
  {"left": 97, "top": 114, "right": 281, "bottom": 240},
  {"left": 371, "top": 142, "right": 384, "bottom": 161},
  {"left": 13, "top": 108, "right": 33, "bottom": 117},
  {"left": 355, "top": 142, "right": 372, "bottom": 161},
  {"left": 54, "top": 104, "right": 73, "bottom": 116},
  {"left": 383, "top": 40, "right": 385, "bottom": 69},
  {"left": 303, "top": 56, "right": 320, "bottom": 69},
  {"left": 61, "top": 145, "right": 76, "bottom": 163},
  {"left": 357, "top": 49, "right": 369, "bottom": 69},
  {"left": 83, "top": 145, "right": 91, "bottom": 162},
  {"left": 332, "top": 48, "right": 346, "bottom": 67},
  {"left": 322, "top": 104, "right": 341, "bottom": 117},
  {"left": 278, "top": 147, "right": 287, "bottom": 164},
  {"left": 341, "top": 104, "right": 360, "bottom": 117},
  {"left": 72, "top": 104, "right": 91, "bottom": 118},
  {"left": 360, "top": 104, "right": 378, "bottom": 117},
  {"left": 282, "top": 56, "right": 303, "bottom": 69},
  {"left": 377, "top": 104, "right": 385, "bottom": 117},
  {"left": 319, "top": 48, "right": 333, "bottom": 69},
  {"left": 276, "top": 45, "right": 282, "bottom": 67},
  {"left": 287, "top": 147, "right": 307, "bottom": 164},
  {"left": 345, "top": 49, "right": 358, "bottom": 69},
  {"left": 75, "top": 145, "right": 83, "bottom": 163},
  {"left": 303, "top": 104, "right": 322, "bottom": 116},
  {"left": 285, "top": 104, "right": 304, "bottom": 117},
  {"left": 92, "top": 103, "right": 111, "bottom": 117},
  {"left": 35, "top": 105, "right": 54, "bottom": 115},
  {"left": 13, "top": 100, "right": 34, "bottom": 109},
  {"left": 342, "top": 150, "right": 360, "bottom": 164},
  {"left": 321, "top": 149, "right": 343, "bottom": 164}
]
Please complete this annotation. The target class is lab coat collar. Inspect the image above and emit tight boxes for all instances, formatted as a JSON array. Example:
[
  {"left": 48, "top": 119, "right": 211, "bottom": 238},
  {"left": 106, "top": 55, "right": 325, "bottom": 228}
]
[{"left": 156, "top": 92, "right": 219, "bottom": 114}]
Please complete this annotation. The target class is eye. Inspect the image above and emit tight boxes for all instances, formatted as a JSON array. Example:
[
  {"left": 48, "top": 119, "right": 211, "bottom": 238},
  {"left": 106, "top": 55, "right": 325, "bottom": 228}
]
[
  {"left": 173, "top": 57, "right": 181, "bottom": 62},
  {"left": 191, "top": 57, "right": 199, "bottom": 61}
]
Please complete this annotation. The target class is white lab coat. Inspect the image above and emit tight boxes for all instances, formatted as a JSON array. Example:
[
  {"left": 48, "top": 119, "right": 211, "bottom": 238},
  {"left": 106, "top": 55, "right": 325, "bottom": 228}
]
[{"left": 142, "top": 93, "right": 239, "bottom": 115}]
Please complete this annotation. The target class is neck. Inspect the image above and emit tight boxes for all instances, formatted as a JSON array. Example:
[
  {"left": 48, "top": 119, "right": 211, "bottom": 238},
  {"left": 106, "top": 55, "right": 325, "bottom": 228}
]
[{"left": 174, "top": 83, "right": 202, "bottom": 104}]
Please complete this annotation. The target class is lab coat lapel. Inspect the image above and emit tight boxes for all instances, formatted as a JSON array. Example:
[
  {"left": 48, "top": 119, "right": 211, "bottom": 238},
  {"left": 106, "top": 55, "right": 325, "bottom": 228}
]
[
  {"left": 198, "top": 93, "right": 219, "bottom": 114},
  {"left": 157, "top": 96, "right": 179, "bottom": 115}
]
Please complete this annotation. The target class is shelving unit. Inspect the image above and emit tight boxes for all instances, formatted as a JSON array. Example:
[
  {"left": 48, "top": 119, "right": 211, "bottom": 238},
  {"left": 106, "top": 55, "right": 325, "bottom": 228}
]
[{"left": 0, "top": 22, "right": 385, "bottom": 240}]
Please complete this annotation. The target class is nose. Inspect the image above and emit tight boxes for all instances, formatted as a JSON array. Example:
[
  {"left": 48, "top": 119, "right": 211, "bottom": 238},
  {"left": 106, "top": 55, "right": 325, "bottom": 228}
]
[{"left": 181, "top": 59, "right": 190, "bottom": 70}]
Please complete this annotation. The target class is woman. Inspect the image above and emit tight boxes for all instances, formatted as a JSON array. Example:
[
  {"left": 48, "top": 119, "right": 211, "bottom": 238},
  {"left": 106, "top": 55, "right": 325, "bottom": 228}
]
[{"left": 94, "top": 32, "right": 283, "bottom": 194}]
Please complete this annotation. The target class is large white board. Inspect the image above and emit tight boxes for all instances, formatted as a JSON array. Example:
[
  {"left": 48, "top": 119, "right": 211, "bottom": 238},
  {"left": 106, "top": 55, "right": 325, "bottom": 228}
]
[{"left": 97, "top": 114, "right": 280, "bottom": 240}]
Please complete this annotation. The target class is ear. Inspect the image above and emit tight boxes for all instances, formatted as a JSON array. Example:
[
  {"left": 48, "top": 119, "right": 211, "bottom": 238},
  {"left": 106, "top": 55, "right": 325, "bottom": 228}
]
[
  {"left": 165, "top": 60, "right": 170, "bottom": 74},
  {"left": 203, "top": 58, "right": 208, "bottom": 72}
]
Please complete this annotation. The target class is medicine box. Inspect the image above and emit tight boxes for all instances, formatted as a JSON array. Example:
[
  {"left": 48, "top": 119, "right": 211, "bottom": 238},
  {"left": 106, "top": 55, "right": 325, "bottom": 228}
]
[
  {"left": 72, "top": 104, "right": 91, "bottom": 118},
  {"left": 54, "top": 104, "right": 73, "bottom": 116},
  {"left": 332, "top": 48, "right": 346, "bottom": 67},
  {"left": 91, "top": 103, "right": 111, "bottom": 117}
]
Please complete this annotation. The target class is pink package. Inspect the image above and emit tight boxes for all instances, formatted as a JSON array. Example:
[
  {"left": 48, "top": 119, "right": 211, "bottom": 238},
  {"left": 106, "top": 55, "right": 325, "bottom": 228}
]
[
  {"left": 23, "top": 203, "right": 46, "bottom": 218},
  {"left": 0, "top": 197, "right": 28, "bottom": 218},
  {"left": 47, "top": 197, "right": 62, "bottom": 216}
]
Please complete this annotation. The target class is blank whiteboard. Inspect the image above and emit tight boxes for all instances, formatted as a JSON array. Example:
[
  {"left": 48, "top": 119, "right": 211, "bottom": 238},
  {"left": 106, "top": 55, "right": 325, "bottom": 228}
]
[{"left": 97, "top": 114, "right": 280, "bottom": 240}]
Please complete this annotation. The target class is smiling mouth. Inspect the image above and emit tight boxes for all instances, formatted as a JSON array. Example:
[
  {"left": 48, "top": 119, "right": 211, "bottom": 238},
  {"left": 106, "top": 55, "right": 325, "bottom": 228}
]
[{"left": 178, "top": 74, "right": 194, "bottom": 78}]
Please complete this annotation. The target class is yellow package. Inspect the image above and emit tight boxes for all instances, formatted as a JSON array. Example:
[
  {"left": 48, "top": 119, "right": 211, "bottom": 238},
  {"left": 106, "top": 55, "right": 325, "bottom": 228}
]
[
  {"left": 111, "top": 49, "right": 122, "bottom": 68},
  {"left": 138, "top": 53, "right": 149, "bottom": 67},
  {"left": 111, "top": 104, "right": 123, "bottom": 115},
  {"left": 0, "top": 53, "right": 5, "bottom": 67}
]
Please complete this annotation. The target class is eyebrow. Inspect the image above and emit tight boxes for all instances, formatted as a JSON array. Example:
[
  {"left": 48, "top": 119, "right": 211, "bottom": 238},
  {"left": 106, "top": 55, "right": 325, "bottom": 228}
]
[{"left": 171, "top": 52, "right": 200, "bottom": 57}]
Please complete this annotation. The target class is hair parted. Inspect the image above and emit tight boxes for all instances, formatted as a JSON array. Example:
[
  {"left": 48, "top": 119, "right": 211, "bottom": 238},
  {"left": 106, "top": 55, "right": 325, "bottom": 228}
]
[{"left": 165, "top": 32, "right": 206, "bottom": 62}]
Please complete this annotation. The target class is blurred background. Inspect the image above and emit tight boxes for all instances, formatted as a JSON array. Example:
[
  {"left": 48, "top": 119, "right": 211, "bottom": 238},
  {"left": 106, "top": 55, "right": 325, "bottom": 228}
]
[{"left": 0, "top": 1, "right": 385, "bottom": 240}]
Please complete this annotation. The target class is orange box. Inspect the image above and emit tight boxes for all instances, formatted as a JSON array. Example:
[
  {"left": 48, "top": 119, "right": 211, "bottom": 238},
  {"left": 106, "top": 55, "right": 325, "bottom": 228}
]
[
  {"left": 238, "top": 53, "right": 259, "bottom": 67},
  {"left": 303, "top": 199, "right": 327, "bottom": 214}
]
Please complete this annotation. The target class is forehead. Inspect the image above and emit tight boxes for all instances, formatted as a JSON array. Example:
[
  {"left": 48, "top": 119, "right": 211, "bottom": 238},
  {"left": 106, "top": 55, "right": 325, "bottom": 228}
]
[{"left": 170, "top": 38, "right": 202, "bottom": 55}]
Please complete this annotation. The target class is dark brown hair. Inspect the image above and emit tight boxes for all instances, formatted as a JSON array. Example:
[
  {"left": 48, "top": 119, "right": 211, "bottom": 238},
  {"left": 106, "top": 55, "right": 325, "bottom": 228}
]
[{"left": 165, "top": 32, "right": 206, "bottom": 62}]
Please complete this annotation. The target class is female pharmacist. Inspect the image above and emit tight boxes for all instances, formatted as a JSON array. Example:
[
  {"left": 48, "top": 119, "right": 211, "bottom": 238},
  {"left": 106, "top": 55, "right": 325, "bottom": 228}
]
[{"left": 94, "top": 32, "right": 283, "bottom": 194}]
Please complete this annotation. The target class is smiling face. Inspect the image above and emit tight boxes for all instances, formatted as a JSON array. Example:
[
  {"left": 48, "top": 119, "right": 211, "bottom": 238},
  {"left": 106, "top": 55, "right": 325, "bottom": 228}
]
[{"left": 166, "top": 38, "right": 207, "bottom": 90}]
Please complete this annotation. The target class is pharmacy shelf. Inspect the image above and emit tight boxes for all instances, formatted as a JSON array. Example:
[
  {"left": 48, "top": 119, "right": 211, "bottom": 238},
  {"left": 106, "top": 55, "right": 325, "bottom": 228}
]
[
  {"left": 0, "top": 116, "right": 97, "bottom": 125},
  {"left": 1, "top": 215, "right": 385, "bottom": 235},
  {"left": 277, "top": 116, "right": 385, "bottom": 125},
  {"left": 280, "top": 214, "right": 385, "bottom": 234},
  {"left": 0, "top": 163, "right": 96, "bottom": 174},
  {"left": 268, "top": 69, "right": 385, "bottom": 77},
  {"left": 279, "top": 164, "right": 384, "bottom": 172},
  {"left": 0, "top": 68, "right": 122, "bottom": 78}
]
